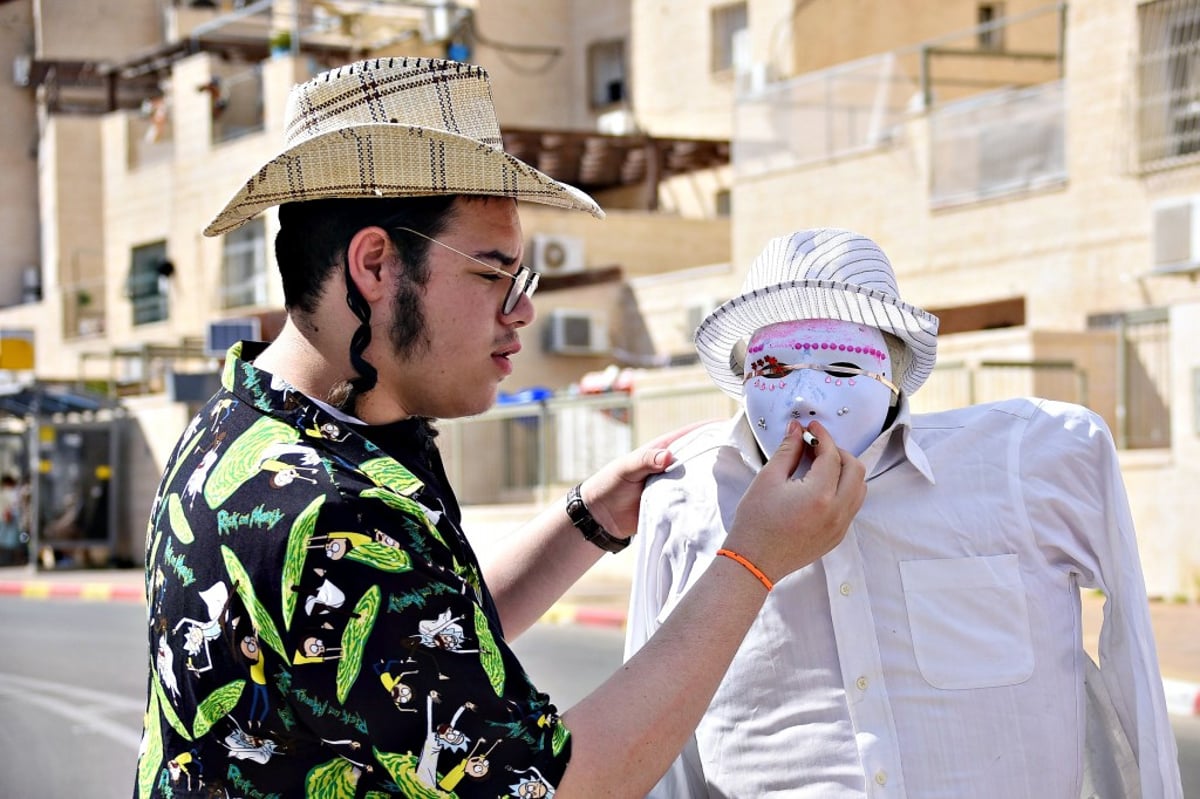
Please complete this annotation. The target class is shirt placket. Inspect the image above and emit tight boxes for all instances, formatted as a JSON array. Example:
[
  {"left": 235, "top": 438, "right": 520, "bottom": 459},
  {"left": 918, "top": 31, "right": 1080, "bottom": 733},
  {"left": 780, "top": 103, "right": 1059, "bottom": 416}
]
[{"left": 823, "top": 528, "right": 907, "bottom": 797}]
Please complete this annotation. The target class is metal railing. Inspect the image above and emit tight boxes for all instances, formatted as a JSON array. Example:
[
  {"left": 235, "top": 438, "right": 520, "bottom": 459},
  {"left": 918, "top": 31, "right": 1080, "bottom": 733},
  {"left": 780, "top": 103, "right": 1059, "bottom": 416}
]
[
  {"left": 440, "top": 355, "right": 1159, "bottom": 501},
  {"left": 1136, "top": 0, "right": 1200, "bottom": 169},
  {"left": 733, "top": 2, "right": 1065, "bottom": 206}
]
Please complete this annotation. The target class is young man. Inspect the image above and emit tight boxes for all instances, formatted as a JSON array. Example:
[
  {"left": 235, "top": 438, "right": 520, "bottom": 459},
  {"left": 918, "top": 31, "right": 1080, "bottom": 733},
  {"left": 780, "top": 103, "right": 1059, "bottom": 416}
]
[
  {"left": 135, "top": 59, "right": 867, "bottom": 798},
  {"left": 626, "top": 228, "right": 1183, "bottom": 798}
]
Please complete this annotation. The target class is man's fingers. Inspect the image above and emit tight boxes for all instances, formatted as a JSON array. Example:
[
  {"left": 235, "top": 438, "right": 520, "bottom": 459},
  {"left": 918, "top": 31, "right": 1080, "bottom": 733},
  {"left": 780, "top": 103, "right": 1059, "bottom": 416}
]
[
  {"left": 761, "top": 420, "right": 806, "bottom": 479},
  {"left": 801, "top": 420, "right": 844, "bottom": 481}
]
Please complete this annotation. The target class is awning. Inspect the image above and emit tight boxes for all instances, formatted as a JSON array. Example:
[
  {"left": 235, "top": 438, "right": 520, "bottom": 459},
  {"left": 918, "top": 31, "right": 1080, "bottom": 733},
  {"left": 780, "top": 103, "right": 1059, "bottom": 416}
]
[{"left": 0, "top": 383, "right": 113, "bottom": 417}]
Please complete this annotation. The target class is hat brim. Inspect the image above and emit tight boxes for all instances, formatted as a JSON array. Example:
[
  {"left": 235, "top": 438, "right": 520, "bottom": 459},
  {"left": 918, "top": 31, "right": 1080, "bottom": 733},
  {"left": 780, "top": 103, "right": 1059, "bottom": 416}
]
[
  {"left": 695, "top": 278, "right": 939, "bottom": 399},
  {"left": 203, "top": 123, "right": 603, "bottom": 236}
]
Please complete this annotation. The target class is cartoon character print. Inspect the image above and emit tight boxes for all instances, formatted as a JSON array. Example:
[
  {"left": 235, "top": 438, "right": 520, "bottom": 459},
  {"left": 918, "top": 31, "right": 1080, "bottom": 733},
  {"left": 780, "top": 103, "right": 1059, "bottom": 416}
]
[
  {"left": 507, "top": 765, "right": 556, "bottom": 798},
  {"left": 416, "top": 691, "right": 476, "bottom": 790},
  {"left": 220, "top": 718, "right": 281, "bottom": 764},
  {"left": 184, "top": 448, "right": 220, "bottom": 509},
  {"left": 441, "top": 737, "right": 503, "bottom": 790},
  {"left": 164, "top": 749, "right": 203, "bottom": 792},
  {"left": 414, "top": 609, "right": 480, "bottom": 654},
  {"left": 303, "top": 572, "right": 347, "bottom": 618},
  {"left": 209, "top": 397, "right": 238, "bottom": 432},
  {"left": 155, "top": 631, "right": 180, "bottom": 702},
  {"left": 293, "top": 634, "right": 343, "bottom": 665},
  {"left": 240, "top": 632, "right": 271, "bottom": 728},
  {"left": 173, "top": 582, "right": 230, "bottom": 676},
  {"left": 256, "top": 441, "right": 322, "bottom": 489},
  {"left": 307, "top": 530, "right": 413, "bottom": 573},
  {"left": 375, "top": 658, "right": 421, "bottom": 712}
]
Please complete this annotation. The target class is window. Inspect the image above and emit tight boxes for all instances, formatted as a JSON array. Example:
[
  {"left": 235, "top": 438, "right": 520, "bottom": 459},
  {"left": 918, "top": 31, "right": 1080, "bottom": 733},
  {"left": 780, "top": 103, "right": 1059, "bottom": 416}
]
[
  {"left": 711, "top": 2, "right": 748, "bottom": 74},
  {"left": 221, "top": 218, "right": 268, "bottom": 309},
  {"left": 588, "top": 39, "right": 627, "bottom": 108},
  {"left": 715, "top": 188, "right": 732, "bottom": 217},
  {"left": 977, "top": 4, "right": 1005, "bottom": 51},
  {"left": 1138, "top": 0, "right": 1200, "bottom": 165},
  {"left": 128, "top": 241, "right": 169, "bottom": 326}
]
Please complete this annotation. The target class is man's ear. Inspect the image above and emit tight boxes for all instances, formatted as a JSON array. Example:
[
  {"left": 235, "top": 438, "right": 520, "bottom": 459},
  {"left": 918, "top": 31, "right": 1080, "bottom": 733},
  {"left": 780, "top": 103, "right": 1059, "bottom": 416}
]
[{"left": 344, "top": 226, "right": 395, "bottom": 304}]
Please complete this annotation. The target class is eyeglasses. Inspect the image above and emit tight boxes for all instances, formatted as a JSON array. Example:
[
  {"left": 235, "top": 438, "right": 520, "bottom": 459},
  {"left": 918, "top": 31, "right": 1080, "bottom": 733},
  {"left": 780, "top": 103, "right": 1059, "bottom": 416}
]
[
  {"left": 744, "top": 360, "right": 899, "bottom": 396},
  {"left": 394, "top": 226, "right": 539, "bottom": 315}
]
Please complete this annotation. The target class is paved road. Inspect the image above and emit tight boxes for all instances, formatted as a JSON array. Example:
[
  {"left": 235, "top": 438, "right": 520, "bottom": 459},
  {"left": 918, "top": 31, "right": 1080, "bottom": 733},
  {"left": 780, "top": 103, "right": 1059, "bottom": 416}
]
[{"left": 1, "top": 597, "right": 1195, "bottom": 797}]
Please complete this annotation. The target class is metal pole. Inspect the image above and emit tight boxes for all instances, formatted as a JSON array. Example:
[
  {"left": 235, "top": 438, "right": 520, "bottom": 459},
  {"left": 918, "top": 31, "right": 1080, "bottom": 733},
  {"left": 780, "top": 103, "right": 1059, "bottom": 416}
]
[
  {"left": 27, "top": 399, "right": 40, "bottom": 572},
  {"left": 1115, "top": 316, "right": 1128, "bottom": 450}
]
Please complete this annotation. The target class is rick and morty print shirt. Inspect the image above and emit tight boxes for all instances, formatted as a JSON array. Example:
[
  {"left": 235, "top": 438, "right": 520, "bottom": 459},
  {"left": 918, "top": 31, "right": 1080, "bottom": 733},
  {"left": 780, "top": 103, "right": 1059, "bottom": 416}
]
[{"left": 136, "top": 343, "right": 569, "bottom": 799}]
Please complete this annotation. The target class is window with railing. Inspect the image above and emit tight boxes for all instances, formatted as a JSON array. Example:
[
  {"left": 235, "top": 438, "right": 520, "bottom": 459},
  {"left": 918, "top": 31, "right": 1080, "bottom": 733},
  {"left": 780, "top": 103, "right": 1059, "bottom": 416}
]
[
  {"left": 588, "top": 39, "right": 627, "bottom": 108},
  {"left": 977, "top": 3, "right": 1007, "bottom": 51},
  {"left": 929, "top": 79, "right": 1066, "bottom": 207},
  {"left": 221, "top": 218, "right": 267, "bottom": 309},
  {"left": 733, "top": 3, "right": 1063, "bottom": 188},
  {"left": 711, "top": 2, "right": 748, "bottom": 74},
  {"left": 1137, "top": 0, "right": 1200, "bottom": 168},
  {"left": 207, "top": 64, "right": 265, "bottom": 144},
  {"left": 1120, "top": 310, "right": 1172, "bottom": 449},
  {"left": 128, "top": 241, "right": 169, "bottom": 326}
]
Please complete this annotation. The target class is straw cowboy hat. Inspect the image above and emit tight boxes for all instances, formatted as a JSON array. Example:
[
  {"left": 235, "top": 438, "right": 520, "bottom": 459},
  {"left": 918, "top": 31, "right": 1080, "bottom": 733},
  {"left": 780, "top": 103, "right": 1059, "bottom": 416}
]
[
  {"left": 695, "top": 228, "right": 940, "bottom": 399},
  {"left": 203, "top": 57, "right": 602, "bottom": 237}
]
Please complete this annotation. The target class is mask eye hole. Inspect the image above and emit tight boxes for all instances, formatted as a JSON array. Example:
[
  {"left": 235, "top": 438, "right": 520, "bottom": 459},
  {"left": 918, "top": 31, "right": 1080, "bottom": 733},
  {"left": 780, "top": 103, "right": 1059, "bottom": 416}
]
[{"left": 825, "top": 361, "right": 860, "bottom": 378}]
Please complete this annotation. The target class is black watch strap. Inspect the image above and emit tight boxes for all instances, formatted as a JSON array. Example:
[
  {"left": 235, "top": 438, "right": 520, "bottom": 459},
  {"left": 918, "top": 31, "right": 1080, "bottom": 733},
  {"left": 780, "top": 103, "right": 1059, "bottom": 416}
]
[{"left": 566, "top": 483, "right": 630, "bottom": 553}]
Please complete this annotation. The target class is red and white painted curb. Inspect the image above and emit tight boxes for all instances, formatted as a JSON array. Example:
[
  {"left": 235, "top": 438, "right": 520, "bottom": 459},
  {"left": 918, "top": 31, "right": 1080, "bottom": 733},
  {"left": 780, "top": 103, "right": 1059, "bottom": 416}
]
[
  {"left": 1162, "top": 678, "right": 1200, "bottom": 717},
  {"left": 0, "top": 580, "right": 144, "bottom": 603}
]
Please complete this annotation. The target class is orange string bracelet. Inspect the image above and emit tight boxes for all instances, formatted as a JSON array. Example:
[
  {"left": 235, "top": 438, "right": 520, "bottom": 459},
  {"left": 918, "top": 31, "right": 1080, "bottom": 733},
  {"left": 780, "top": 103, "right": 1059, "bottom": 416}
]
[{"left": 716, "top": 548, "right": 774, "bottom": 593}]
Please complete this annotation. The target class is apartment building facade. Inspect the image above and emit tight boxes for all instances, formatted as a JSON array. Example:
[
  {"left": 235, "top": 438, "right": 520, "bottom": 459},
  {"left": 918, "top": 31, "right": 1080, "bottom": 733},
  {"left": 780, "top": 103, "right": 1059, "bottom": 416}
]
[{"left": 1, "top": 0, "right": 1197, "bottom": 598}]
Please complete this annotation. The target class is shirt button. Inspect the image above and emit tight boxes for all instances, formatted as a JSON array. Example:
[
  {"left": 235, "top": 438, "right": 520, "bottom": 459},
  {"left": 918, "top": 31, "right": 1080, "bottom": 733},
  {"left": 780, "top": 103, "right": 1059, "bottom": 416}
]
[
  {"left": 839, "top": 582, "right": 852, "bottom": 596},
  {"left": 875, "top": 770, "right": 888, "bottom": 785},
  {"left": 856, "top": 676, "right": 869, "bottom": 691}
]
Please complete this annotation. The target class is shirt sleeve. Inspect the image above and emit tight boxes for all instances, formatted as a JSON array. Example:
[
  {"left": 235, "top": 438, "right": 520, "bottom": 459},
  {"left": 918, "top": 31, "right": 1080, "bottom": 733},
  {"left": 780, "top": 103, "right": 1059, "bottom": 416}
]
[
  {"left": 281, "top": 490, "right": 570, "bottom": 797},
  {"left": 1019, "top": 401, "right": 1183, "bottom": 798},
  {"left": 625, "top": 473, "right": 711, "bottom": 798}
]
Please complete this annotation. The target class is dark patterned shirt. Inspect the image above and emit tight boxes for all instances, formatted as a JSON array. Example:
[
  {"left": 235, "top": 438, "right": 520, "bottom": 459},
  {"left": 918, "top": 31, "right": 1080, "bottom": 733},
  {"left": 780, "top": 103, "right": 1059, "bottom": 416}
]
[{"left": 136, "top": 342, "right": 569, "bottom": 798}]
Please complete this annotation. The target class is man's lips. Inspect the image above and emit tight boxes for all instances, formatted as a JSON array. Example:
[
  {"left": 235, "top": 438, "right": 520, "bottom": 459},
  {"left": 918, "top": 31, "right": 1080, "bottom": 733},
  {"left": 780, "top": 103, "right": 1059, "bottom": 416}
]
[
  {"left": 493, "top": 341, "right": 521, "bottom": 359},
  {"left": 492, "top": 341, "right": 520, "bottom": 375}
]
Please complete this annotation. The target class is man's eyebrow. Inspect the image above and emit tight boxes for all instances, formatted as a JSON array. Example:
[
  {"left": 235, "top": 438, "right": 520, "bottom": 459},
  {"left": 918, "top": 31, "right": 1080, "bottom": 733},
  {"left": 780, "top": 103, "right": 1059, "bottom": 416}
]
[{"left": 472, "top": 248, "right": 518, "bottom": 269}]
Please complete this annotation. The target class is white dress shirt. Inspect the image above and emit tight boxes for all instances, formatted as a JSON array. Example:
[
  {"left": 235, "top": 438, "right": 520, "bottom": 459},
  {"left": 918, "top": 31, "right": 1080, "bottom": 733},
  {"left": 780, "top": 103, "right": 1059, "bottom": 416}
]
[{"left": 626, "top": 397, "right": 1182, "bottom": 798}]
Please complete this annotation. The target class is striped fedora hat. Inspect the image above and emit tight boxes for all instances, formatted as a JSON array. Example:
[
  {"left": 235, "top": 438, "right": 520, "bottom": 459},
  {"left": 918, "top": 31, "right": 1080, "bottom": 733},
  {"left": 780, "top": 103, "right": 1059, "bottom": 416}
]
[
  {"left": 696, "top": 229, "right": 940, "bottom": 399},
  {"left": 204, "top": 57, "right": 602, "bottom": 237}
]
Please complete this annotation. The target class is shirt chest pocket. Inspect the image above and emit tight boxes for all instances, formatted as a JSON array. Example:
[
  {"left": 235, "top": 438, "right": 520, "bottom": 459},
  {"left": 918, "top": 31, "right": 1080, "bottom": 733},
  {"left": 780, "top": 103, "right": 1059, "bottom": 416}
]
[{"left": 899, "top": 554, "right": 1035, "bottom": 690}]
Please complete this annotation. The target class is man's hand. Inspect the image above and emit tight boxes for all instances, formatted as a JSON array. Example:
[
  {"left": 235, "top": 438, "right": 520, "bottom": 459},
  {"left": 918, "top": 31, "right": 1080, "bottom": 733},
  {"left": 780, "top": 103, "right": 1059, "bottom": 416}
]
[
  {"left": 726, "top": 420, "right": 866, "bottom": 584},
  {"left": 576, "top": 420, "right": 713, "bottom": 540}
]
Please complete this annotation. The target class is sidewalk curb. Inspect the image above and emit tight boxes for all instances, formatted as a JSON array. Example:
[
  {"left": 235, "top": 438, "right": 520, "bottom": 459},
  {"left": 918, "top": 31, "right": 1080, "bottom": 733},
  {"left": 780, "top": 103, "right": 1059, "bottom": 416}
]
[
  {"left": 538, "top": 601, "right": 626, "bottom": 629},
  {"left": 1162, "top": 678, "right": 1200, "bottom": 717},
  {"left": 0, "top": 580, "right": 143, "bottom": 603}
]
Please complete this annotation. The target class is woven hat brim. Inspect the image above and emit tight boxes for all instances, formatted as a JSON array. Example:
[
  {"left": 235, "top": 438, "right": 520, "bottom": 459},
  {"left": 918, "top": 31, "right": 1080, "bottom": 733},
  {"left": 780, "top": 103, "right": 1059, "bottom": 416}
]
[
  {"left": 203, "top": 123, "right": 603, "bottom": 236},
  {"left": 695, "top": 279, "right": 939, "bottom": 399}
]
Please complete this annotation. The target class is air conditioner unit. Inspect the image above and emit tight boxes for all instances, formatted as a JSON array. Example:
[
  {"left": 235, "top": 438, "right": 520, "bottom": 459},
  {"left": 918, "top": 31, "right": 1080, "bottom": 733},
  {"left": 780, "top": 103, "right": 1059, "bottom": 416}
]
[
  {"left": 545, "top": 309, "right": 609, "bottom": 355},
  {"left": 205, "top": 318, "right": 261, "bottom": 357},
  {"left": 597, "top": 109, "right": 637, "bottom": 136},
  {"left": 1151, "top": 198, "right": 1200, "bottom": 274},
  {"left": 531, "top": 233, "right": 586, "bottom": 276}
]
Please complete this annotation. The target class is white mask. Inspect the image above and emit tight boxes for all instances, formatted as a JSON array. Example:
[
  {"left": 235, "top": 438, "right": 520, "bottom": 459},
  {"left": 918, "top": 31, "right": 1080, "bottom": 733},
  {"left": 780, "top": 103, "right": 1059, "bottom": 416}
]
[{"left": 743, "top": 319, "right": 897, "bottom": 471}]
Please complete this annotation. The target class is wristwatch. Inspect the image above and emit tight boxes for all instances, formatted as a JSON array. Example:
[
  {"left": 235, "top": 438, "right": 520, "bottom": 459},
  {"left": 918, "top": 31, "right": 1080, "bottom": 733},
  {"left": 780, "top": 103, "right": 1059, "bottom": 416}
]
[{"left": 566, "top": 483, "right": 631, "bottom": 553}]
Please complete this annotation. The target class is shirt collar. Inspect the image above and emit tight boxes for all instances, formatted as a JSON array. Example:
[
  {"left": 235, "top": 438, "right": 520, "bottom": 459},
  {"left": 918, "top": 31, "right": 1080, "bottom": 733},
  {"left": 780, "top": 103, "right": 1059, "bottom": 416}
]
[{"left": 727, "top": 394, "right": 936, "bottom": 484}]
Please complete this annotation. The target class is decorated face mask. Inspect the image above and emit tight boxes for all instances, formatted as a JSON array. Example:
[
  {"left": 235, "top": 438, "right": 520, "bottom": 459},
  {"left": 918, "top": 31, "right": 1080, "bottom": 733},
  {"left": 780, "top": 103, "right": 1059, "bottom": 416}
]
[{"left": 743, "top": 318, "right": 897, "bottom": 466}]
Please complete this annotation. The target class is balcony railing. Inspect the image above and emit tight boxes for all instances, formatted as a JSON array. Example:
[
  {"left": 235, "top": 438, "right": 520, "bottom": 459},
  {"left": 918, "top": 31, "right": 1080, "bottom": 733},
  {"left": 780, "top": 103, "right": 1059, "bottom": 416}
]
[{"left": 733, "top": 2, "right": 1066, "bottom": 207}]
